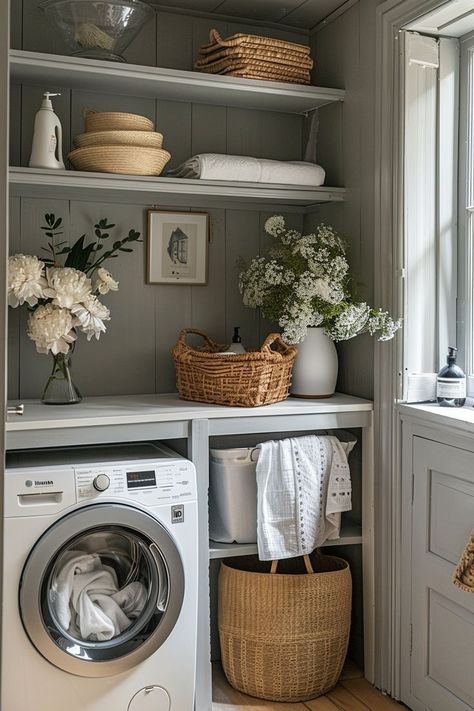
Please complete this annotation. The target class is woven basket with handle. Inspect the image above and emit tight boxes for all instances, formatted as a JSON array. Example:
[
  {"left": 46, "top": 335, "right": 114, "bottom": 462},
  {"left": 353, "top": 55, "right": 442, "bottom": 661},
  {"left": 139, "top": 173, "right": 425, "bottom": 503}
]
[
  {"left": 218, "top": 552, "right": 352, "bottom": 702},
  {"left": 172, "top": 329, "right": 297, "bottom": 407}
]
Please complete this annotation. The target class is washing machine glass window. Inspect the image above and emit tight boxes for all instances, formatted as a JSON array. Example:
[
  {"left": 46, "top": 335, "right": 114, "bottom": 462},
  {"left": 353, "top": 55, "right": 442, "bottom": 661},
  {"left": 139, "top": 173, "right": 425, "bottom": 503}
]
[{"left": 19, "top": 504, "right": 185, "bottom": 677}]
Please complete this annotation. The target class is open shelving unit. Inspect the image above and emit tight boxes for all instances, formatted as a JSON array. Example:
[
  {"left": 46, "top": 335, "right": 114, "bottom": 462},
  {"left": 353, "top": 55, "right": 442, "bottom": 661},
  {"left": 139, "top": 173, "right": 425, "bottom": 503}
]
[
  {"left": 9, "top": 167, "right": 346, "bottom": 210},
  {"left": 10, "top": 49, "right": 345, "bottom": 115}
]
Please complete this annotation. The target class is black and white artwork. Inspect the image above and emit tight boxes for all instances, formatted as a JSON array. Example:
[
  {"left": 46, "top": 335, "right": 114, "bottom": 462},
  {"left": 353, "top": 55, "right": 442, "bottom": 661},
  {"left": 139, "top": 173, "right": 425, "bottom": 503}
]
[{"left": 147, "top": 211, "right": 208, "bottom": 284}]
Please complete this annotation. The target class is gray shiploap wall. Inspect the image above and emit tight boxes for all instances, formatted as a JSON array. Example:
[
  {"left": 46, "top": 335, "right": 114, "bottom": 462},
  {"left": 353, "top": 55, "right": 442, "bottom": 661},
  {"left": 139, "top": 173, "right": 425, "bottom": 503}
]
[{"left": 8, "top": 3, "right": 311, "bottom": 399}]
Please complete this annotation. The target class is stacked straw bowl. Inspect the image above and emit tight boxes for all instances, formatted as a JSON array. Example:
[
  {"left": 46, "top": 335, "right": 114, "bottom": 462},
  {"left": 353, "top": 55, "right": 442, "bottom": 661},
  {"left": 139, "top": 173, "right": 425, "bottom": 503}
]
[{"left": 68, "top": 110, "right": 171, "bottom": 176}]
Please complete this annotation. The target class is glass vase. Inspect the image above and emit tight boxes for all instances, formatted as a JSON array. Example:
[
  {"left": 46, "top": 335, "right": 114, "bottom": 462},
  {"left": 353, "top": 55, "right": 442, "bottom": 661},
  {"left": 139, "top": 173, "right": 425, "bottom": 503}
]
[{"left": 41, "top": 352, "right": 82, "bottom": 405}]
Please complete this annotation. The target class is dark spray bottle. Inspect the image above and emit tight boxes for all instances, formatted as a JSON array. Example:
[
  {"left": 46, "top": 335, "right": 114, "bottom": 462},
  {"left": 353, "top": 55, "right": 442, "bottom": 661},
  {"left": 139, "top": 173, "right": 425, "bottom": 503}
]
[{"left": 436, "top": 347, "right": 466, "bottom": 407}]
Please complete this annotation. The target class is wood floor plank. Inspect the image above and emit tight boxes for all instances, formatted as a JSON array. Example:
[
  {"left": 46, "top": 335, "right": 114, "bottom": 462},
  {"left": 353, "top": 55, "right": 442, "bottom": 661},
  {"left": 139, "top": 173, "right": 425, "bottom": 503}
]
[
  {"left": 326, "top": 686, "right": 371, "bottom": 711},
  {"left": 303, "top": 695, "right": 343, "bottom": 710},
  {"left": 212, "top": 663, "right": 309, "bottom": 710},
  {"left": 340, "top": 679, "right": 404, "bottom": 710}
]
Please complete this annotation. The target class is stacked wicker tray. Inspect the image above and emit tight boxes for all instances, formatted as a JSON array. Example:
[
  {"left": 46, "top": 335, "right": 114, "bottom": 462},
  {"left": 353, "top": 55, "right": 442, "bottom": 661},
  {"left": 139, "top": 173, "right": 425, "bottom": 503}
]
[
  {"left": 195, "top": 29, "right": 313, "bottom": 85},
  {"left": 68, "top": 110, "right": 171, "bottom": 176}
]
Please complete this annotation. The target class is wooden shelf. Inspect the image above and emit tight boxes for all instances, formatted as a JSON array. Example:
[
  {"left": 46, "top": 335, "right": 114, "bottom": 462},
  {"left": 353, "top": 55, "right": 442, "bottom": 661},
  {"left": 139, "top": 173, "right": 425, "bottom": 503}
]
[
  {"left": 9, "top": 167, "right": 346, "bottom": 210},
  {"left": 10, "top": 50, "right": 345, "bottom": 115},
  {"left": 209, "top": 520, "right": 363, "bottom": 559}
]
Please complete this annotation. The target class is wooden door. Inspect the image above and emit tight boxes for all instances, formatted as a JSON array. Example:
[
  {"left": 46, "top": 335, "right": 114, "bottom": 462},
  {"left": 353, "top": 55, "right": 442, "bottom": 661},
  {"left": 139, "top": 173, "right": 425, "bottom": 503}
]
[{"left": 412, "top": 437, "right": 474, "bottom": 711}]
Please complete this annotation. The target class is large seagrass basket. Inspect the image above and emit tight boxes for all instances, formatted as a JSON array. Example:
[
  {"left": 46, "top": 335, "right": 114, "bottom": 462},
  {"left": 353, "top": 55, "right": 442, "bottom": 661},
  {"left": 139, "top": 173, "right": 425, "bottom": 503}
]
[
  {"left": 172, "top": 329, "right": 297, "bottom": 407},
  {"left": 218, "top": 553, "right": 352, "bottom": 702}
]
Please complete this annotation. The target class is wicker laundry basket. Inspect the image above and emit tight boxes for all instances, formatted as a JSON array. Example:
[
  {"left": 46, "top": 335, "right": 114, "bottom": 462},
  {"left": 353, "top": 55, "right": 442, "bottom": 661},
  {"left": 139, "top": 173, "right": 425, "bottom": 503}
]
[
  {"left": 218, "top": 553, "right": 352, "bottom": 702},
  {"left": 172, "top": 329, "right": 297, "bottom": 407}
]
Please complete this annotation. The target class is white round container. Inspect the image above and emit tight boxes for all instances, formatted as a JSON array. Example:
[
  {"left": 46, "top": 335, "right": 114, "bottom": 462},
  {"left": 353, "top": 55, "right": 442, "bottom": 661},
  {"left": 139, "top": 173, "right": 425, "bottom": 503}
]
[{"left": 209, "top": 447, "right": 259, "bottom": 544}]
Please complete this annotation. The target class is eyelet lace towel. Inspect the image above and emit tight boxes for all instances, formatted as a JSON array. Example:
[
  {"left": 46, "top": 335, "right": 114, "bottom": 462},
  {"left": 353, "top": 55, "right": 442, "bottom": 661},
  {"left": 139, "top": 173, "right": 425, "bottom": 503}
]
[
  {"left": 453, "top": 531, "right": 474, "bottom": 593},
  {"left": 255, "top": 435, "right": 353, "bottom": 561}
]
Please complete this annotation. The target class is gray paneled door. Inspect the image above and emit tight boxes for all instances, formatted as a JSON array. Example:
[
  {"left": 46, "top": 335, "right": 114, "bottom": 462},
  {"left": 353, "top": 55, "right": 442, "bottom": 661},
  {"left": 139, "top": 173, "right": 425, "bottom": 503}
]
[{"left": 412, "top": 438, "right": 474, "bottom": 711}]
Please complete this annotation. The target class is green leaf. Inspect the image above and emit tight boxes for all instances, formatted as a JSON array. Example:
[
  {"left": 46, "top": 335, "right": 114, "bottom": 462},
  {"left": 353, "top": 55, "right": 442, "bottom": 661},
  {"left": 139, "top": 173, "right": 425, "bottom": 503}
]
[
  {"left": 52, "top": 218, "right": 62, "bottom": 229},
  {"left": 64, "top": 234, "right": 86, "bottom": 268},
  {"left": 95, "top": 228, "right": 102, "bottom": 238},
  {"left": 119, "top": 247, "right": 133, "bottom": 252},
  {"left": 113, "top": 241, "right": 121, "bottom": 249}
]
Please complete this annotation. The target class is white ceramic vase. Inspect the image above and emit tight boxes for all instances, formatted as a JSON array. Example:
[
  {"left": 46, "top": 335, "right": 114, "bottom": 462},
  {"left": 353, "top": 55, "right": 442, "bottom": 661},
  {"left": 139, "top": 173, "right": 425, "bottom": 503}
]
[{"left": 290, "top": 327, "right": 338, "bottom": 399}]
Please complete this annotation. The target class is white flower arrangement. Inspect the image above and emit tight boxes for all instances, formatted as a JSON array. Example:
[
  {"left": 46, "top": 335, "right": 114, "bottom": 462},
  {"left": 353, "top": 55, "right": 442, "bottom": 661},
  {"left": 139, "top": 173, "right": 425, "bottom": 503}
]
[
  {"left": 8, "top": 214, "right": 141, "bottom": 355},
  {"left": 239, "top": 216, "right": 401, "bottom": 344}
]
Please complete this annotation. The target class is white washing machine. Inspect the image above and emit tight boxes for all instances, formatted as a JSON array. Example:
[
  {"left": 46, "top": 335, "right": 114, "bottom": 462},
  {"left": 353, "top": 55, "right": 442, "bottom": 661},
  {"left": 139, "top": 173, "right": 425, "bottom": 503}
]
[{"left": 2, "top": 442, "right": 198, "bottom": 711}]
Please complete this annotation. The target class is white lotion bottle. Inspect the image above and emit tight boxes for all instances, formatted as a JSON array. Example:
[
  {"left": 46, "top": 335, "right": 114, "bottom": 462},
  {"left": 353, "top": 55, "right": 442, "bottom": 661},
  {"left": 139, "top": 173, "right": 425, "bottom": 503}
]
[{"left": 29, "top": 92, "right": 65, "bottom": 170}]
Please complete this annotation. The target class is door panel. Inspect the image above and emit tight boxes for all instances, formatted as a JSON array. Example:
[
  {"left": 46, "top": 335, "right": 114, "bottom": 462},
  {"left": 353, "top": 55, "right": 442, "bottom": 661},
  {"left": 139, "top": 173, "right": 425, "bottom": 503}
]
[{"left": 412, "top": 438, "right": 474, "bottom": 711}]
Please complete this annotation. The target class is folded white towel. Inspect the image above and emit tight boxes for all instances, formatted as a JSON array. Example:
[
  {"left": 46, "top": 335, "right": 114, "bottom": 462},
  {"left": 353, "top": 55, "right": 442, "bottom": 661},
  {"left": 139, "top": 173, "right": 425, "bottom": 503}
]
[
  {"left": 255, "top": 435, "right": 353, "bottom": 561},
  {"left": 51, "top": 552, "right": 147, "bottom": 642},
  {"left": 169, "top": 153, "right": 325, "bottom": 186}
]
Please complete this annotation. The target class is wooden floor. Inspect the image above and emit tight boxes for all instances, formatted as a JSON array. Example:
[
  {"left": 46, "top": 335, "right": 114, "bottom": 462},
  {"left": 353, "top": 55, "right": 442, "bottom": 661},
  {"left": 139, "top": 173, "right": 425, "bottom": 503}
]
[{"left": 212, "top": 662, "right": 406, "bottom": 711}]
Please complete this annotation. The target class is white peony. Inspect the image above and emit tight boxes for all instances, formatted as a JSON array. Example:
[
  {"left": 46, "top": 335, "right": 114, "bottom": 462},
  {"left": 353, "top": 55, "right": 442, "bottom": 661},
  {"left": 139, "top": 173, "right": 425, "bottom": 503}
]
[
  {"left": 8, "top": 254, "right": 47, "bottom": 307},
  {"left": 44, "top": 267, "right": 92, "bottom": 308},
  {"left": 27, "top": 304, "right": 77, "bottom": 355},
  {"left": 71, "top": 295, "right": 110, "bottom": 341},
  {"left": 94, "top": 267, "right": 119, "bottom": 295}
]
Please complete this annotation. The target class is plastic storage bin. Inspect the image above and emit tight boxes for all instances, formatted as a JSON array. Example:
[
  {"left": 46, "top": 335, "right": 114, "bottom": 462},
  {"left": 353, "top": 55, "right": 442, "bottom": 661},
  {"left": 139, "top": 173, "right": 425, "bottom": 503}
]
[{"left": 209, "top": 447, "right": 258, "bottom": 543}]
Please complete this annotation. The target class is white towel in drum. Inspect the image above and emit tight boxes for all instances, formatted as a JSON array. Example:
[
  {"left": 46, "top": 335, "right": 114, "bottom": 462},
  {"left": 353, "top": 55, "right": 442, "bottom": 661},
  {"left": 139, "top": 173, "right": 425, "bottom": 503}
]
[
  {"left": 255, "top": 435, "right": 353, "bottom": 561},
  {"left": 169, "top": 153, "right": 326, "bottom": 186},
  {"left": 51, "top": 553, "right": 147, "bottom": 641}
]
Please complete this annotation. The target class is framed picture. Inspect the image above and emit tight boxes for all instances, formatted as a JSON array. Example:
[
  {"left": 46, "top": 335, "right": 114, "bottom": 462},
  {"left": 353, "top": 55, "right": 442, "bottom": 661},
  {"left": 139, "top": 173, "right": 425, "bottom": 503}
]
[{"left": 147, "top": 210, "right": 209, "bottom": 285}]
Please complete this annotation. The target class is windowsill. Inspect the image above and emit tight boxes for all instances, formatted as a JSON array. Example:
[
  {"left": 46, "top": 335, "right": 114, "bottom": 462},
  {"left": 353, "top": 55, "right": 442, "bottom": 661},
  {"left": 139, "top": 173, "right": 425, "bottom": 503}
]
[{"left": 399, "top": 401, "right": 474, "bottom": 434}]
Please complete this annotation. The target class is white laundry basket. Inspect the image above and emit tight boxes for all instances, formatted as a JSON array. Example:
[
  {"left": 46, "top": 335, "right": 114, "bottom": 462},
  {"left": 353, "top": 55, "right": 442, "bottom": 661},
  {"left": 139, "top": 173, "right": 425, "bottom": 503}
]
[{"left": 209, "top": 447, "right": 259, "bottom": 543}]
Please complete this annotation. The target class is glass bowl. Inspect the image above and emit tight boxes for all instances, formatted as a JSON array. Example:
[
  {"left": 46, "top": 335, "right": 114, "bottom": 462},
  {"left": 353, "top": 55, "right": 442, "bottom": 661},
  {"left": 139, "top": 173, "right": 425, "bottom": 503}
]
[{"left": 40, "top": 0, "right": 155, "bottom": 62}]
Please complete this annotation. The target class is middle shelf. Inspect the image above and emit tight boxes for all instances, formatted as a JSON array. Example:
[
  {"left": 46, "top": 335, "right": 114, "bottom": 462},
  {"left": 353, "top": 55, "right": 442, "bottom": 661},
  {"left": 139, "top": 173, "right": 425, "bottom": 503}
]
[
  {"left": 209, "top": 519, "right": 363, "bottom": 559},
  {"left": 9, "top": 167, "right": 346, "bottom": 211}
]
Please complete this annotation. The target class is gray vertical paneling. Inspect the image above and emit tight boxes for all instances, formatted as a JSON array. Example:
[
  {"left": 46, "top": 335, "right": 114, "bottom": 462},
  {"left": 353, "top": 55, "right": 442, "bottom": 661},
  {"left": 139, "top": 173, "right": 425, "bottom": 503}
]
[
  {"left": 68, "top": 202, "right": 156, "bottom": 396},
  {"left": 156, "top": 100, "right": 192, "bottom": 172},
  {"left": 22, "top": 0, "right": 70, "bottom": 55},
  {"left": 18, "top": 197, "right": 71, "bottom": 399},
  {"left": 122, "top": 14, "right": 157, "bottom": 67},
  {"left": 20, "top": 86, "right": 71, "bottom": 167},
  {"left": 191, "top": 208, "right": 226, "bottom": 341},
  {"left": 156, "top": 13, "right": 194, "bottom": 70},
  {"left": 191, "top": 104, "right": 227, "bottom": 155},
  {"left": 227, "top": 108, "right": 303, "bottom": 160},
  {"left": 9, "top": 0, "right": 22, "bottom": 50},
  {"left": 225, "top": 209, "right": 260, "bottom": 349}
]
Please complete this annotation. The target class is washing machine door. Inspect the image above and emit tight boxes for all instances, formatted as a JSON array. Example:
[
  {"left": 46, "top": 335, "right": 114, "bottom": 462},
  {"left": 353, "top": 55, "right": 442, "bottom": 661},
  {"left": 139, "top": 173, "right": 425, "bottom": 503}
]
[{"left": 19, "top": 503, "right": 185, "bottom": 677}]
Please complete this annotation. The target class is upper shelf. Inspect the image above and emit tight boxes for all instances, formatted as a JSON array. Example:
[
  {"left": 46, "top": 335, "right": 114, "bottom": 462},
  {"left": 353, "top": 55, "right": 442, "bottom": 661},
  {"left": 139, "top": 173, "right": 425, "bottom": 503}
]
[
  {"left": 9, "top": 50, "right": 345, "bottom": 115},
  {"left": 9, "top": 167, "right": 346, "bottom": 210}
]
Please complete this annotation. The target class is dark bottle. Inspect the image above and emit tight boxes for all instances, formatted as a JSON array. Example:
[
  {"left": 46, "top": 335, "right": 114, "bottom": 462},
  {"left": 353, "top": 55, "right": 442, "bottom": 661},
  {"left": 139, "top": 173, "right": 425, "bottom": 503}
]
[{"left": 436, "top": 347, "right": 466, "bottom": 407}]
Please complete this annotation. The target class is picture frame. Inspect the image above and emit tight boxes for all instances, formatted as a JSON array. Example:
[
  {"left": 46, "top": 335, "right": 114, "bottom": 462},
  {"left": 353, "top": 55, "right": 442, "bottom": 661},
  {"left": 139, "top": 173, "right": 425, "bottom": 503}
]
[{"left": 147, "top": 210, "right": 209, "bottom": 285}]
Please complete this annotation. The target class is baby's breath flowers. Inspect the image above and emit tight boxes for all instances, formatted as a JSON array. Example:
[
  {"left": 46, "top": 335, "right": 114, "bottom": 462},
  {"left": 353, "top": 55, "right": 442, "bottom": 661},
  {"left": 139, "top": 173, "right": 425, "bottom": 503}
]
[{"left": 239, "top": 216, "right": 401, "bottom": 344}]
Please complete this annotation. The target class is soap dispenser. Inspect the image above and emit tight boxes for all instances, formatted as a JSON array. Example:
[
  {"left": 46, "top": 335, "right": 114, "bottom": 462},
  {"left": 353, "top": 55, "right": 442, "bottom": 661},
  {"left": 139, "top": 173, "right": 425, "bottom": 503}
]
[
  {"left": 436, "top": 346, "right": 466, "bottom": 407},
  {"left": 29, "top": 92, "right": 65, "bottom": 170},
  {"left": 229, "top": 327, "right": 246, "bottom": 354}
]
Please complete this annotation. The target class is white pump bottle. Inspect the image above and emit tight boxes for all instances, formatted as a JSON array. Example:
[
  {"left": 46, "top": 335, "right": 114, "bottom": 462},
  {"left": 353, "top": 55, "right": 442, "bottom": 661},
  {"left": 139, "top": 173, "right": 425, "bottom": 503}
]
[{"left": 29, "top": 92, "right": 65, "bottom": 170}]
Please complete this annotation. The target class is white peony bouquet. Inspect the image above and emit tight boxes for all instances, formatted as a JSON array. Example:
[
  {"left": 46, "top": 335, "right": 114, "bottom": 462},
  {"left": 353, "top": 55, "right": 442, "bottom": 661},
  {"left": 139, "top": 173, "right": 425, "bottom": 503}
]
[
  {"left": 8, "top": 213, "right": 141, "bottom": 356},
  {"left": 239, "top": 216, "right": 401, "bottom": 344}
]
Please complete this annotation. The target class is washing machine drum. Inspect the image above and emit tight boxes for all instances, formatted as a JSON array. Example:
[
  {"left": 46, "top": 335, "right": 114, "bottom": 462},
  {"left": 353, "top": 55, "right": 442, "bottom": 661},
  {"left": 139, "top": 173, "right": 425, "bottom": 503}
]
[{"left": 19, "top": 503, "right": 185, "bottom": 677}]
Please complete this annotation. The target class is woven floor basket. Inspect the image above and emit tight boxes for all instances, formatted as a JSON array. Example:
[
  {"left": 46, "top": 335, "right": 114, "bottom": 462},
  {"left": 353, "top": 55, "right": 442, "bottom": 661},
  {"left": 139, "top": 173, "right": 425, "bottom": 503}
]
[
  {"left": 172, "top": 329, "right": 297, "bottom": 407},
  {"left": 218, "top": 553, "right": 352, "bottom": 702},
  {"left": 68, "top": 146, "right": 171, "bottom": 176}
]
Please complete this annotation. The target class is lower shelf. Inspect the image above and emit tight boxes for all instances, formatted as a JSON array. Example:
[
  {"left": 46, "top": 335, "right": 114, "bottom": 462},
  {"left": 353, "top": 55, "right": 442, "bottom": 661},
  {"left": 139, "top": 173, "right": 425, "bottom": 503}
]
[{"left": 209, "top": 519, "right": 362, "bottom": 559}]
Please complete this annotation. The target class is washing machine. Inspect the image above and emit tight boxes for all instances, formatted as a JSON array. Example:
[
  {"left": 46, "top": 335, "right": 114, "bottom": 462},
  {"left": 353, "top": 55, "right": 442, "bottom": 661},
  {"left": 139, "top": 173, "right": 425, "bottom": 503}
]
[{"left": 2, "top": 442, "right": 198, "bottom": 711}]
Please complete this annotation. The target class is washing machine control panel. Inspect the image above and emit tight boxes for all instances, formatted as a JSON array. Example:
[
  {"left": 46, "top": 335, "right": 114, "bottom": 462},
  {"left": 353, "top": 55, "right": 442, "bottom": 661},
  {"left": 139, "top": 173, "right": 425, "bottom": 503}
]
[{"left": 75, "top": 460, "right": 196, "bottom": 504}]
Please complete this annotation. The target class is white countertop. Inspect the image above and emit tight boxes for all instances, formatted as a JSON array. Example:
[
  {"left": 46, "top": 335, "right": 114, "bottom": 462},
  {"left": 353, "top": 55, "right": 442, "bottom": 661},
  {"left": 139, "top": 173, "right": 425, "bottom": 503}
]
[
  {"left": 399, "top": 401, "right": 474, "bottom": 434},
  {"left": 7, "top": 392, "right": 373, "bottom": 432}
]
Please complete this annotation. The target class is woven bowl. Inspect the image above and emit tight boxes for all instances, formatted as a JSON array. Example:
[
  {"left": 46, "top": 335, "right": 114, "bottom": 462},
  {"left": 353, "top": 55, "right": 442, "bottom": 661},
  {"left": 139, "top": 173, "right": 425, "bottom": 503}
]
[
  {"left": 74, "top": 130, "right": 164, "bottom": 149},
  {"left": 83, "top": 110, "right": 155, "bottom": 132},
  {"left": 68, "top": 145, "right": 171, "bottom": 176}
]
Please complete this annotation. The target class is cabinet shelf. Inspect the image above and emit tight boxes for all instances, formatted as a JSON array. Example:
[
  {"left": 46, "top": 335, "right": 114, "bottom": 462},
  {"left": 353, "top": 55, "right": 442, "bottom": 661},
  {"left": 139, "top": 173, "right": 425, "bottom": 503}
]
[
  {"left": 10, "top": 50, "right": 345, "bottom": 115},
  {"left": 9, "top": 167, "right": 346, "bottom": 210},
  {"left": 209, "top": 520, "right": 363, "bottom": 559}
]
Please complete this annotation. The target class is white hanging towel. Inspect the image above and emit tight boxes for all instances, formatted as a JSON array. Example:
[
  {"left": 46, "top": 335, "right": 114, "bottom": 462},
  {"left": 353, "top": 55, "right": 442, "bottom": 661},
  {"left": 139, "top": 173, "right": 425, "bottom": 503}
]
[
  {"left": 255, "top": 435, "right": 353, "bottom": 561},
  {"left": 169, "top": 153, "right": 326, "bottom": 186},
  {"left": 51, "top": 552, "right": 147, "bottom": 641}
]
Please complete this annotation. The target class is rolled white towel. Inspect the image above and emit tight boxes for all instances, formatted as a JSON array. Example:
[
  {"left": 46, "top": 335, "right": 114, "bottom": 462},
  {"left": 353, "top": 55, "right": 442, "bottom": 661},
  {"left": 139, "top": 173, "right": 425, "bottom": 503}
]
[{"left": 169, "top": 153, "right": 325, "bottom": 186}]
